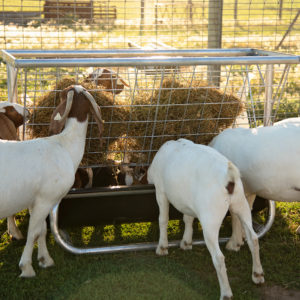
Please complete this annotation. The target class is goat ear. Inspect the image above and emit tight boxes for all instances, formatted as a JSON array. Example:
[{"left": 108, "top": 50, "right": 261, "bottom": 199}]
[
  {"left": 49, "top": 89, "right": 74, "bottom": 135},
  {"left": 95, "top": 68, "right": 104, "bottom": 77},
  {"left": 82, "top": 90, "right": 104, "bottom": 144},
  {"left": 117, "top": 78, "right": 130, "bottom": 87},
  {"left": 0, "top": 113, "right": 18, "bottom": 140},
  {"left": 91, "top": 106, "right": 104, "bottom": 147}
]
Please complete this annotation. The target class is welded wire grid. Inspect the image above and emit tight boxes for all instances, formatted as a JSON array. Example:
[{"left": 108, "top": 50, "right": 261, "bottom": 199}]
[
  {"left": 19, "top": 63, "right": 294, "bottom": 168},
  {"left": 0, "top": 1, "right": 299, "bottom": 105},
  {"left": 0, "top": 1, "right": 299, "bottom": 98},
  {"left": 0, "top": 1, "right": 299, "bottom": 166},
  {"left": 0, "top": 0, "right": 299, "bottom": 51}
]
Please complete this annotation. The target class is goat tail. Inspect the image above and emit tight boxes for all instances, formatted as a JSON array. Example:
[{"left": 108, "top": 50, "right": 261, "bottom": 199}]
[{"left": 225, "top": 161, "right": 240, "bottom": 195}]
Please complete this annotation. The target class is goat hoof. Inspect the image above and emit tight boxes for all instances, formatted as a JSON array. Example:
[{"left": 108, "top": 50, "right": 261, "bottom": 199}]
[
  {"left": 38, "top": 256, "right": 54, "bottom": 268},
  {"left": 19, "top": 264, "right": 36, "bottom": 278},
  {"left": 180, "top": 240, "right": 192, "bottom": 250},
  {"left": 222, "top": 296, "right": 233, "bottom": 300},
  {"left": 252, "top": 272, "right": 265, "bottom": 285},
  {"left": 225, "top": 239, "right": 243, "bottom": 252},
  {"left": 156, "top": 246, "right": 168, "bottom": 256}
]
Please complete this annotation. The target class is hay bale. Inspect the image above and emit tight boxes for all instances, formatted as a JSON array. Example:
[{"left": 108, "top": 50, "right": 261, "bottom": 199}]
[
  {"left": 28, "top": 77, "right": 243, "bottom": 166},
  {"left": 129, "top": 79, "right": 244, "bottom": 158}
]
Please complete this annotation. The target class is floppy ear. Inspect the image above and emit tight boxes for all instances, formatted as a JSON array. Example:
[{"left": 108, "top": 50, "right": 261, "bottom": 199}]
[
  {"left": 2, "top": 105, "right": 26, "bottom": 128},
  {"left": 82, "top": 90, "right": 104, "bottom": 143},
  {"left": 0, "top": 113, "right": 18, "bottom": 140},
  {"left": 92, "top": 106, "right": 104, "bottom": 141},
  {"left": 117, "top": 77, "right": 130, "bottom": 88},
  {"left": 49, "top": 89, "right": 74, "bottom": 136}
]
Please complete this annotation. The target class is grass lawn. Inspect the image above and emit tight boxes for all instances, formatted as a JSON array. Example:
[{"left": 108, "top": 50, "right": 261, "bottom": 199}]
[
  {"left": 0, "top": 1, "right": 299, "bottom": 299},
  {"left": 0, "top": 201, "right": 299, "bottom": 299}
]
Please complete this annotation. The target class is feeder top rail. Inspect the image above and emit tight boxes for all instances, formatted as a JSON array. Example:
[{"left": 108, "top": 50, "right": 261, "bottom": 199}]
[{"left": 2, "top": 49, "right": 299, "bottom": 68}]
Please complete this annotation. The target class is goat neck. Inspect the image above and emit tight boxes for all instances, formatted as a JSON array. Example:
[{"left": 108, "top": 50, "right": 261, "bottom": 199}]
[
  {"left": 55, "top": 117, "right": 88, "bottom": 171},
  {"left": 49, "top": 85, "right": 101, "bottom": 171}
]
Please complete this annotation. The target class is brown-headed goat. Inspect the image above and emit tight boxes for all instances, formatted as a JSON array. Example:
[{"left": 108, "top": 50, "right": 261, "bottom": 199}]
[
  {"left": 85, "top": 68, "right": 129, "bottom": 94},
  {"left": 0, "top": 86, "right": 103, "bottom": 277},
  {"left": 0, "top": 101, "right": 29, "bottom": 240}
]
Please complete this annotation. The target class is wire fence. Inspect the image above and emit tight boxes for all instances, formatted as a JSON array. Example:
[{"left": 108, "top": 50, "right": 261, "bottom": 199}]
[
  {"left": 0, "top": 1, "right": 299, "bottom": 51},
  {"left": 0, "top": 1, "right": 300, "bottom": 168}
]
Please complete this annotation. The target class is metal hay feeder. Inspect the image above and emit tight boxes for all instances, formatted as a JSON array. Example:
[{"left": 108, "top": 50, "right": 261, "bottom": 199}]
[{"left": 2, "top": 48, "right": 299, "bottom": 254}]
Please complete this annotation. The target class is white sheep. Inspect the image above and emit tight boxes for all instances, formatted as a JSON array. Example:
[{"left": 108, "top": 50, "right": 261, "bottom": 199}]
[
  {"left": 209, "top": 119, "right": 300, "bottom": 250},
  {"left": 0, "top": 85, "right": 103, "bottom": 277},
  {"left": 148, "top": 138, "right": 264, "bottom": 300},
  {"left": 0, "top": 101, "right": 30, "bottom": 240}
]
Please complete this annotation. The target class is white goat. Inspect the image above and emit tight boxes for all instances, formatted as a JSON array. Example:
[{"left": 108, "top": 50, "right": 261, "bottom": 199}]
[
  {"left": 0, "top": 101, "right": 30, "bottom": 240},
  {"left": 0, "top": 85, "right": 103, "bottom": 277},
  {"left": 148, "top": 139, "right": 264, "bottom": 300},
  {"left": 209, "top": 119, "right": 300, "bottom": 250}
]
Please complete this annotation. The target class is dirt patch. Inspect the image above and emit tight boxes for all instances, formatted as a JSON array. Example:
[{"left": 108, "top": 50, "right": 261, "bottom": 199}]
[{"left": 262, "top": 285, "right": 300, "bottom": 300}]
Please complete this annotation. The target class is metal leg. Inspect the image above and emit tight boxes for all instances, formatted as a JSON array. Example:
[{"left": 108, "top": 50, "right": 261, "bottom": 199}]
[
  {"left": 254, "top": 200, "right": 276, "bottom": 239},
  {"left": 7, "top": 65, "right": 18, "bottom": 103},
  {"left": 264, "top": 64, "right": 274, "bottom": 126}
]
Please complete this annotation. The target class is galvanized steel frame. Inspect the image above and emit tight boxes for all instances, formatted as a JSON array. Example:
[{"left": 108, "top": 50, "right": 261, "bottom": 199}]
[
  {"left": 2, "top": 48, "right": 297, "bottom": 254},
  {"left": 2, "top": 48, "right": 300, "bottom": 69}
]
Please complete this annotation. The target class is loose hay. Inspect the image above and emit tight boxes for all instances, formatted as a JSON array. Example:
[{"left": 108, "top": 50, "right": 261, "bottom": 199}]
[
  {"left": 127, "top": 79, "right": 244, "bottom": 162},
  {"left": 29, "top": 77, "right": 243, "bottom": 166}
]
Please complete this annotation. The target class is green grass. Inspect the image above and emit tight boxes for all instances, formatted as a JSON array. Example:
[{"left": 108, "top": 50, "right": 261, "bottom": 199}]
[
  {"left": 0, "top": 3, "right": 299, "bottom": 298},
  {"left": 0, "top": 202, "right": 299, "bottom": 299}
]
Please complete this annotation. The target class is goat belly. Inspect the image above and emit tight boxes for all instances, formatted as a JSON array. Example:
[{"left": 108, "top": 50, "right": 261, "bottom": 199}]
[
  {"left": 167, "top": 199, "right": 197, "bottom": 218},
  {"left": 0, "top": 176, "right": 39, "bottom": 218}
]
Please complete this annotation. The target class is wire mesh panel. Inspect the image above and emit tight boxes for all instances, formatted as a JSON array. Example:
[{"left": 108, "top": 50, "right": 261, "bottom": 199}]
[
  {"left": 3, "top": 49, "right": 299, "bottom": 170},
  {"left": 0, "top": 0, "right": 299, "bottom": 51},
  {"left": 0, "top": 1, "right": 299, "bottom": 134},
  {"left": 0, "top": 1, "right": 299, "bottom": 113}
]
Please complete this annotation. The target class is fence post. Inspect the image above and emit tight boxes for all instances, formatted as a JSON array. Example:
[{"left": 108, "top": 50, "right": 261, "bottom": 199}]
[
  {"left": 279, "top": 0, "right": 283, "bottom": 20},
  {"left": 234, "top": 0, "right": 238, "bottom": 21},
  {"left": 208, "top": 0, "right": 223, "bottom": 87},
  {"left": 140, "top": 0, "right": 145, "bottom": 36},
  {"left": 188, "top": 0, "right": 193, "bottom": 23}
]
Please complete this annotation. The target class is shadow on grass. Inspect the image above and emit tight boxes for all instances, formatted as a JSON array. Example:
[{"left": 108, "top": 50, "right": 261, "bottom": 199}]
[{"left": 0, "top": 202, "right": 299, "bottom": 299}]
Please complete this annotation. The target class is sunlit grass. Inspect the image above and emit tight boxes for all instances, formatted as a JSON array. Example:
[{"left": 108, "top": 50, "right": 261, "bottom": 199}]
[
  {"left": 0, "top": 202, "right": 299, "bottom": 299},
  {"left": 0, "top": 2, "right": 299, "bottom": 298}
]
